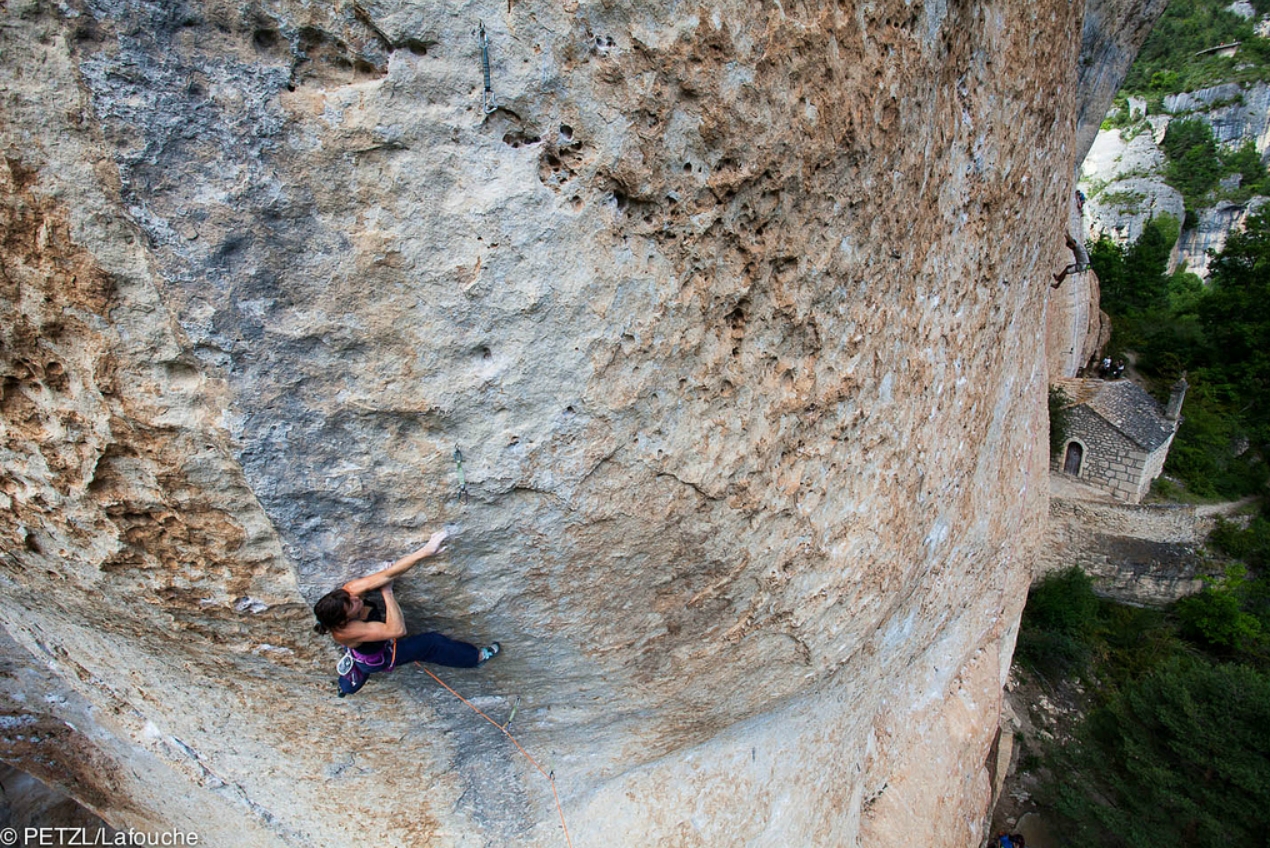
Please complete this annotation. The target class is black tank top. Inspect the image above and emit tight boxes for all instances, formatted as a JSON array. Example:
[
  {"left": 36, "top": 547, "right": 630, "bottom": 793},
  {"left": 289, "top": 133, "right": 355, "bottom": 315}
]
[{"left": 354, "top": 590, "right": 388, "bottom": 654}]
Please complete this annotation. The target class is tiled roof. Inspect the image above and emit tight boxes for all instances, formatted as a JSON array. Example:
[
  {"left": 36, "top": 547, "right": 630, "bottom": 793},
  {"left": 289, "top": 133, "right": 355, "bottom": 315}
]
[{"left": 1054, "top": 377, "right": 1177, "bottom": 451}]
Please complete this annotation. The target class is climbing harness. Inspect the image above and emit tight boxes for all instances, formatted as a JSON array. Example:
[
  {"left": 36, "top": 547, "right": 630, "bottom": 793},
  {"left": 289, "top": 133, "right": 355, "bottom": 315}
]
[
  {"left": 477, "top": 22, "right": 497, "bottom": 114},
  {"left": 453, "top": 445, "right": 470, "bottom": 504},
  {"left": 336, "top": 639, "right": 399, "bottom": 697},
  {"left": 415, "top": 663, "right": 573, "bottom": 847}
]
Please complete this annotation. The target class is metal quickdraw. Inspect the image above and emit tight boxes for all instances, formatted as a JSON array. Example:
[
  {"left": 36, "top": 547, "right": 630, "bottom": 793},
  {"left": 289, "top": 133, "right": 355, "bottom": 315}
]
[
  {"left": 503, "top": 694, "right": 521, "bottom": 730},
  {"left": 454, "top": 446, "right": 470, "bottom": 504},
  {"left": 478, "top": 22, "right": 497, "bottom": 114}
]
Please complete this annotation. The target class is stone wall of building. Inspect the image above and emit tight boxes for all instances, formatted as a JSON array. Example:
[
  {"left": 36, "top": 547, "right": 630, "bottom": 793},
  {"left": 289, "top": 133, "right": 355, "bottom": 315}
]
[
  {"left": 1057, "top": 406, "right": 1131, "bottom": 497},
  {"left": 1139, "top": 435, "right": 1173, "bottom": 494},
  {"left": 1055, "top": 405, "right": 1172, "bottom": 503}
]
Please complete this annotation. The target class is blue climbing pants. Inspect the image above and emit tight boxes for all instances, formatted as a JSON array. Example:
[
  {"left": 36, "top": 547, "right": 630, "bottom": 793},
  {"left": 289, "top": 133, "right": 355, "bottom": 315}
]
[{"left": 390, "top": 632, "right": 481, "bottom": 669}]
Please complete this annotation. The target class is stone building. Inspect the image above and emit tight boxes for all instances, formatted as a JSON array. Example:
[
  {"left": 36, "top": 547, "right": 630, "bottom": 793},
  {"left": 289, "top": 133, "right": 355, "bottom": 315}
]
[{"left": 1052, "top": 377, "right": 1187, "bottom": 503}]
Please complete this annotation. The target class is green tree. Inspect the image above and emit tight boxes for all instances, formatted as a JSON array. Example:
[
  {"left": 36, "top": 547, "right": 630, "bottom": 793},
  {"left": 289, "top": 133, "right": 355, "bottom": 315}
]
[
  {"left": 1016, "top": 567, "right": 1100, "bottom": 678},
  {"left": 1090, "top": 216, "right": 1176, "bottom": 318},
  {"left": 1164, "top": 392, "right": 1265, "bottom": 498},
  {"left": 1176, "top": 563, "right": 1263, "bottom": 651},
  {"left": 1122, "top": 0, "right": 1265, "bottom": 96},
  {"left": 1199, "top": 208, "right": 1270, "bottom": 449},
  {"left": 1162, "top": 119, "right": 1222, "bottom": 209},
  {"left": 1049, "top": 658, "right": 1270, "bottom": 848},
  {"left": 1087, "top": 203, "right": 1270, "bottom": 499},
  {"left": 1205, "top": 514, "right": 1270, "bottom": 650},
  {"left": 1220, "top": 140, "right": 1269, "bottom": 198},
  {"left": 1088, "top": 233, "right": 1128, "bottom": 308}
]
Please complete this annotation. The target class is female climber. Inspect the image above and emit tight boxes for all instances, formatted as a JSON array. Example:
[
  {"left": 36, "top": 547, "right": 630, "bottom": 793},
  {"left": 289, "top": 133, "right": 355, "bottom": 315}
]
[{"left": 313, "top": 529, "right": 500, "bottom": 695}]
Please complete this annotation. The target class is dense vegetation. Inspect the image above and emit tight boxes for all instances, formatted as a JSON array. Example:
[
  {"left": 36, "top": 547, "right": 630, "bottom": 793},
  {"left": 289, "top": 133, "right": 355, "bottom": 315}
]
[
  {"left": 1121, "top": 0, "right": 1270, "bottom": 97},
  {"left": 1159, "top": 118, "right": 1270, "bottom": 209},
  {"left": 1019, "top": 553, "right": 1270, "bottom": 847},
  {"left": 1086, "top": 209, "right": 1270, "bottom": 500}
]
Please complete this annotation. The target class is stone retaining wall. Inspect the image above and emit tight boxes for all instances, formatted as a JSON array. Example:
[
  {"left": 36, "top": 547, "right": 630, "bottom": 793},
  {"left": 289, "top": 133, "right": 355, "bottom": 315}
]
[{"left": 1040, "top": 493, "right": 1208, "bottom": 605}]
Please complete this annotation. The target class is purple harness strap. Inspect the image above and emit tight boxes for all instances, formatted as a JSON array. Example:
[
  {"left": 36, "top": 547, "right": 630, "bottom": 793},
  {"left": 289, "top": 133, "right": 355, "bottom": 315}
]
[{"left": 349, "top": 639, "right": 396, "bottom": 669}]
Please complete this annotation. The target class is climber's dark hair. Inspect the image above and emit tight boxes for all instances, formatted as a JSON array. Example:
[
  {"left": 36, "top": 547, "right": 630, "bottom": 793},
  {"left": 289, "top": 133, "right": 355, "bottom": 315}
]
[{"left": 313, "top": 589, "right": 351, "bottom": 636}]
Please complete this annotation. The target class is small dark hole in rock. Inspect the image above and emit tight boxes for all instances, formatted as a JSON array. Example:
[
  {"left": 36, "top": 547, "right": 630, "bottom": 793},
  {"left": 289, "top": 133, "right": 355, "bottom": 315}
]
[{"left": 253, "top": 29, "right": 279, "bottom": 51}]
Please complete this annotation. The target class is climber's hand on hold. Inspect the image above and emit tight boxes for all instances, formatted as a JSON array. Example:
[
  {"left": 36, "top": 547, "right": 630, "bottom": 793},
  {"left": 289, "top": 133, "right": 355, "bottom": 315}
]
[
  {"left": 424, "top": 529, "right": 448, "bottom": 556},
  {"left": 344, "top": 530, "right": 450, "bottom": 595}
]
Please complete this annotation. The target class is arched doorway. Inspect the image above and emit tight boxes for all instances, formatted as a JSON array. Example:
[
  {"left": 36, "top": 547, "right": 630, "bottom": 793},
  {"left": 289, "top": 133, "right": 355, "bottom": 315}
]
[{"left": 1063, "top": 442, "right": 1083, "bottom": 476}]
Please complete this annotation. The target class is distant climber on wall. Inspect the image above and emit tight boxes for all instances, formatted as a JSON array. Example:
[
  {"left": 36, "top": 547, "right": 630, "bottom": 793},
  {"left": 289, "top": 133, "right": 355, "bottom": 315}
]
[
  {"left": 1052, "top": 190, "right": 1091, "bottom": 288},
  {"left": 313, "top": 529, "right": 500, "bottom": 696},
  {"left": 1051, "top": 233, "right": 1092, "bottom": 288}
]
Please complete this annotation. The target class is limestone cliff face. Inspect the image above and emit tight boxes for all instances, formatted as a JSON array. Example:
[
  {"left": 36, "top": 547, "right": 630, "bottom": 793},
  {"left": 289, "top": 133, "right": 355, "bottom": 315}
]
[
  {"left": 1, "top": 1, "right": 1148, "bottom": 845},
  {"left": 1073, "top": 0, "right": 1169, "bottom": 166},
  {"left": 1080, "top": 76, "right": 1270, "bottom": 280},
  {"left": 1047, "top": 0, "right": 1165, "bottom": 381}
]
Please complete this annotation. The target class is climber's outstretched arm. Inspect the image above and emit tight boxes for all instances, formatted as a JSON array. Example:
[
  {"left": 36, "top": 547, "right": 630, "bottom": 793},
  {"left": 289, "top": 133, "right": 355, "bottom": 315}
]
[{"left": 343, "top": 530, "right": 448, "bottom": 596}]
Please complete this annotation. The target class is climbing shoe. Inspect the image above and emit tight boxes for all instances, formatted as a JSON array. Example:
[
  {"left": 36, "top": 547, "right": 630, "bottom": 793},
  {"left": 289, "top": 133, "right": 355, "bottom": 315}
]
[{"left": 478, "top": 642, "right": 501, "bottom": 665}]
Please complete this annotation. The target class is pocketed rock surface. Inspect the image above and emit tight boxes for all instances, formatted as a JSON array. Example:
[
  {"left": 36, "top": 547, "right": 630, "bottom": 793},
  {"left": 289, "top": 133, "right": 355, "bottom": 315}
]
[{"left": 0, "top": 0, "right": 1161, "bottom": 845}]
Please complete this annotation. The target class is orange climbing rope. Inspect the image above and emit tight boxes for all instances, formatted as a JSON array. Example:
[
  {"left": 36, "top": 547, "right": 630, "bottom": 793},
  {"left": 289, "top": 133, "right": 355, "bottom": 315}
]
[{"left": 414, "top": 663, "right": 574, "bottom": 848}]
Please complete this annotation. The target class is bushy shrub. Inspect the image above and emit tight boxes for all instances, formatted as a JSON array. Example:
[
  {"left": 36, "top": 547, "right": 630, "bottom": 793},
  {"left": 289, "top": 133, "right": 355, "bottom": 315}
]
[
  {"left": 1219, "top": 140, "right": 1270, "bottom": 200},
  {"left": 1016, "top": 567, "right": 1100, "bottom": 678},
  {"left": 1165, "top": 394, "right": 1268, "bottom": 499},
  {"left": 1209, "top": 515, "right": 1270, "bottom": 568},
  {"left": 1175, "top": 564, "right": 1263, "bottom": 651},
  {"left": 1163, "top": 119, "right": 1222, "bottom": 208}
]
